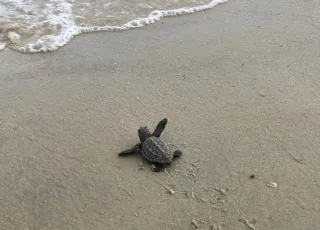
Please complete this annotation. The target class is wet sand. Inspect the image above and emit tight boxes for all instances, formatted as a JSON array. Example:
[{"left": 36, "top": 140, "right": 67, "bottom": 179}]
[{"left": 1, "top": 0, "right": 320, "bottom": 229}]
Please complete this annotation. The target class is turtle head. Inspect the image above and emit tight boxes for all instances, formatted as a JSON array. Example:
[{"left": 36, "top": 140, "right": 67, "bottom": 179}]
[{"left": 138, "top": 126, "right": 152, "bottom": 142}]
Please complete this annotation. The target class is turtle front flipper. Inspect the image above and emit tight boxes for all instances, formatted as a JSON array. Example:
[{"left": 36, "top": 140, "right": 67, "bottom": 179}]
[
  {"left": 118, "top": 143, "right": 142, "bottom": 156},
  {"left": 152, "top": 118, "right": 168, "bottom": 137},
  {"left": 151, "top": 163, "right": 163, "bottom": 172},
  {"left": 173, "top": 150, "right": 182, "bottom": 158}
]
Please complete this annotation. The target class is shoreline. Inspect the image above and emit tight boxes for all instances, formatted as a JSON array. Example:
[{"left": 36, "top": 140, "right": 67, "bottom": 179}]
[{"left": 1, "top": 0, "right": 228, "bottom": 53}]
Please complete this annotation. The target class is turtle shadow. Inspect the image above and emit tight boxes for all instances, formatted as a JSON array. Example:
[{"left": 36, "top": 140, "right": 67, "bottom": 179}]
[{"left": 118, "top": 152, "right": 181, "bottom": 173}]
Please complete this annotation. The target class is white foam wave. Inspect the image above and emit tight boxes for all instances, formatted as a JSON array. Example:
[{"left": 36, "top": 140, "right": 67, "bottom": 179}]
[{"left": 0, "top": 0, "right": 228, "bottom": 53}]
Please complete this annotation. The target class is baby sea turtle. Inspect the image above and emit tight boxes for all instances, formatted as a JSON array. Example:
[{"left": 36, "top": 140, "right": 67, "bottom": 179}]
[{"left": 118, "top": 118, "right": 182, "bottom": 172}]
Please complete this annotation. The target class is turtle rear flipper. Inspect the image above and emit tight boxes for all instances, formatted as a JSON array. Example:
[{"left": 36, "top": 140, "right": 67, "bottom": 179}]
[
  {"left": 118, "top": 143, "right": 142, "bottom": 156},
  {"left": 151, "top": 163, "right": 163, "bottom": 172},
  {"left": 152, "top": 118, "right": 168, "bottom": 137},
  {"left": 173, "top": 150, "right": 182, "bottom": 158}
]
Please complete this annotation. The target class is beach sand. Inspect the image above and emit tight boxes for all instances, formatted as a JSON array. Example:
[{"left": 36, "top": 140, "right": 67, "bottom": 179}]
[{"left": 1, "top": 0, "right": 320, "bottom": 229}]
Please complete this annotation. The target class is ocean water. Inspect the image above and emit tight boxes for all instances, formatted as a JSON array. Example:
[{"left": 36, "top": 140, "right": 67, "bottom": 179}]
[{"left": 0, "top": 0, "right": 228, "bottom": 53}]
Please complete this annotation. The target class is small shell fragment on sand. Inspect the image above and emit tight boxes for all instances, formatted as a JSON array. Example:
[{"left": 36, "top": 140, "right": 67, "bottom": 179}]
[
  {"left": 214, "top": 187, "right": 226, "bottom": 195},
  {"left": 159, "top": 183, "right": 175, "bottom": 195},
  {"left": 238, "top": 218, "right": 255, "bottom": 230},
  {"left": 165, "top": 186, "right": 175, "bottom": 195},
  {"left": 192, "top": 220, "right": 200, "bottom": 229},
  {"left": 267, "top": 182, "right": 277, "bottom": 188}
]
